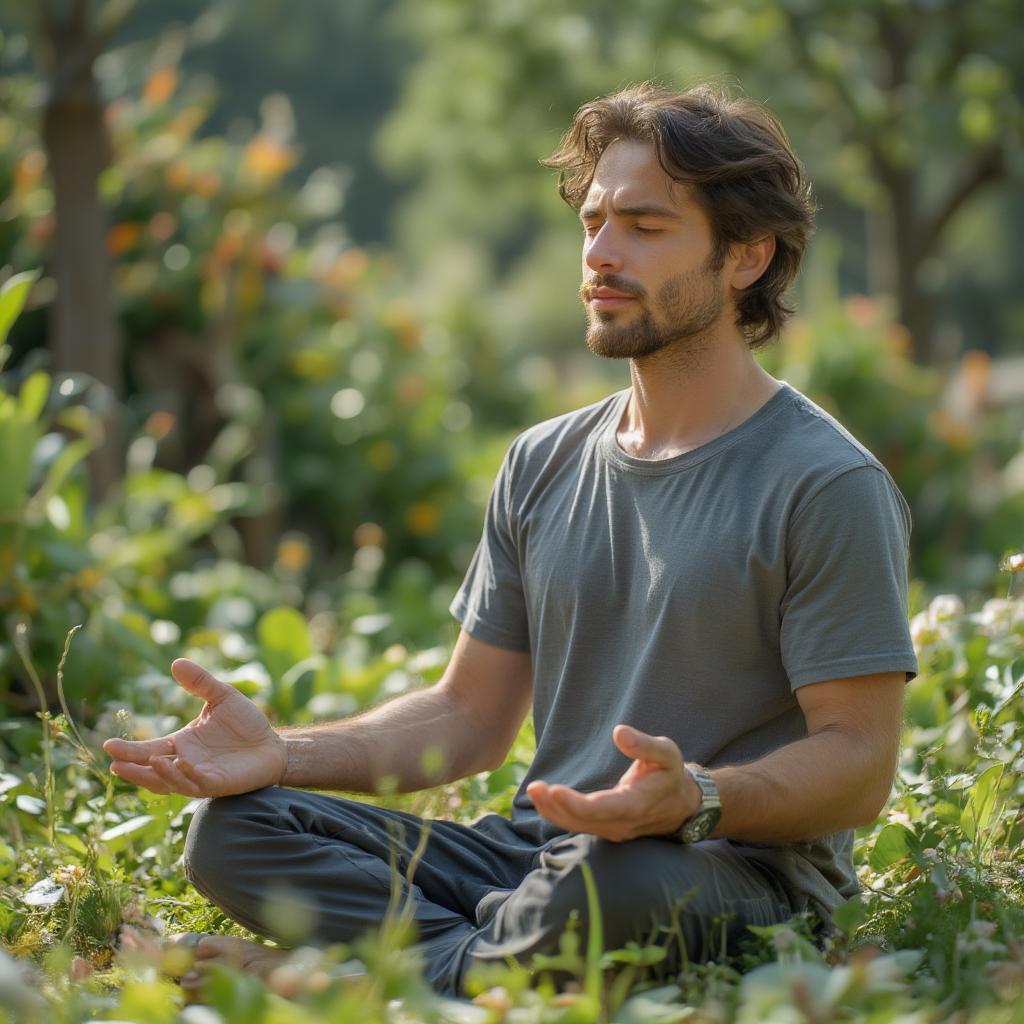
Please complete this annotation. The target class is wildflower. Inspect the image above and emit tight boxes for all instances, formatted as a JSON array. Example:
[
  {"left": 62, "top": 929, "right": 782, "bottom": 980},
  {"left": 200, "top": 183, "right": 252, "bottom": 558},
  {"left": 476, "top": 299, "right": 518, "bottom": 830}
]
[
  {"left": 929, "top": 594, "right": 965, "bottom": 621},
  {"left": 1000, "top": 553, "right": 1024, "bottom": 573},
  {"left": 977, "top": 598, "right": 1024, "bottom": 637},
  {"left": 52, "top": 864, "right": 87, "bottom": 888},
  {"left": 771, "top": 925, "right": 799, "bottom": 954},
  {"left": 910, "top": 610, "right": 946, "bottom": 649}
]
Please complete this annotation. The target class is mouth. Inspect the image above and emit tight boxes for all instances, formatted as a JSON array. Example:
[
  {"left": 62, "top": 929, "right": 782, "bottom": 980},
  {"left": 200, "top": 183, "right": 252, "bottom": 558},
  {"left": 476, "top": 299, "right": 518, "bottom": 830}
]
[{"left": 586, "top": 287, "right": 638, "bottom": 310}]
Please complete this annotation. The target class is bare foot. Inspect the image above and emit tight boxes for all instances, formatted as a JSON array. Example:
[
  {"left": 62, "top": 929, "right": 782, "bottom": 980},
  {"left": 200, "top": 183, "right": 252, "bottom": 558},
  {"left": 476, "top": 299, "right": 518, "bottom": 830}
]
[{"left": 181, "top": 935, "right": 290, "bottom": 994}]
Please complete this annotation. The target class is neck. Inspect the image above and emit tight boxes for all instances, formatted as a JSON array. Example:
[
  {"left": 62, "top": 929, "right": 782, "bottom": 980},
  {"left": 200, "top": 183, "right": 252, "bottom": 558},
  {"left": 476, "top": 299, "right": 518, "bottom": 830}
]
[{"left": 617, "top": 331, "right": 781, "bottom": 460}]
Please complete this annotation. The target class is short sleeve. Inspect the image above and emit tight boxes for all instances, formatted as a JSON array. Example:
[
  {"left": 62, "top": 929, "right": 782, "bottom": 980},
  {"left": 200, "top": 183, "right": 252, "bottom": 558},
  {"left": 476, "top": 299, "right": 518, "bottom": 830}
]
[
  {"left": 780, "top": 464, "right": 919, "bottom": 689},
  {"left": 449, "top": 442, "right": 531, "bottom": 651}
]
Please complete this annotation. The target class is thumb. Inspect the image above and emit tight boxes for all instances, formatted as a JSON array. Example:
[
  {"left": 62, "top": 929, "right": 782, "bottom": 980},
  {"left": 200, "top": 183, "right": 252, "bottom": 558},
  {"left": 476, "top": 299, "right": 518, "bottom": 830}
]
[
  {"left": 613, "top": 724, "right": 681, "bottom": 768},
  {"left": 170, "top": 659, "right": 236, "bottom": 705}
]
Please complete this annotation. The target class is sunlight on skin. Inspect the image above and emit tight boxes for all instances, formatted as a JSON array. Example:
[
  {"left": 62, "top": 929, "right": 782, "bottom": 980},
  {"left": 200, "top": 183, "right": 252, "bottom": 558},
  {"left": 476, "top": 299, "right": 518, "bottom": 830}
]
[
  {"left": 526, "top": 723, "right": 701, "bottom": 842},
  {"left": 180, "top": 936, "right": 291, "bottom": 991}
]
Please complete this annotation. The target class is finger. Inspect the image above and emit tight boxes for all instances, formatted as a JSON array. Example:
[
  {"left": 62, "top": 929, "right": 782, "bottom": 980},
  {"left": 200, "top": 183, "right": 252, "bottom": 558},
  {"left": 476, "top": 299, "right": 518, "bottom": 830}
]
[
  {"left": 531, "top": 789, "right": 625, "bottom": 840},
  {"left": 612, "top": 725, "right": 681, "bottom": 768},
  {"left": 149, "top": 756, "right": 203, "bottom": 797},
  {"left": 547, "top": 783, "right": 634, "bottom": 821},
  {"left": 174, "top": 756, "right": 211, "bottom": 790},
  {"left": 171, "top": 659, "right": 236, "bottom": 706},
  {"left": 103, "top": 735, "right": 177, "bottom": 764},
  {"left": 108, "top": 761, "right": 175, "bottom": 794}
]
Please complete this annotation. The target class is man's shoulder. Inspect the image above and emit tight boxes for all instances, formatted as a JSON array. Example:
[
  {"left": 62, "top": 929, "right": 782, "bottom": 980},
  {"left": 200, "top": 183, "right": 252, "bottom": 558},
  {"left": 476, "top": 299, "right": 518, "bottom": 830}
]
[
  {"left": 508, "top": 389, "right": 625, "bottom": 466},
  {"left": 767, "top": 385, "right": 908, "bottom": 524},
  {"left": 770, "top": 384, "right": 888, "bottom": 479}
]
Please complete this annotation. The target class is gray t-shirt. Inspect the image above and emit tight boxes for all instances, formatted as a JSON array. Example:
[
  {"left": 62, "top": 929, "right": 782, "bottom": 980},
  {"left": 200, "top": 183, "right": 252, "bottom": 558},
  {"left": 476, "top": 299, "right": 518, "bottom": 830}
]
[{"left": 450, "top": 380, "right": 918, "bottom": 913}]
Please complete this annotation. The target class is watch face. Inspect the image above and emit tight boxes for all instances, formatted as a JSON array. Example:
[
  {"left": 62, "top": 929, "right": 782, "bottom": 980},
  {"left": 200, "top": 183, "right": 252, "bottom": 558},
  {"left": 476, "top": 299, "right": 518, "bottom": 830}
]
[{"left": 681, "top": 807, "right": 720, "bottom": 843}]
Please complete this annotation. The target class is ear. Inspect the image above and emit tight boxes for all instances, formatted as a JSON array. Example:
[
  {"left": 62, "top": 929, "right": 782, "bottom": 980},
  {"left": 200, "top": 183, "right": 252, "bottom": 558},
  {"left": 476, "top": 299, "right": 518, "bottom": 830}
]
[{"left": 729, "top": 236, "right": 776, "bottom": 291}]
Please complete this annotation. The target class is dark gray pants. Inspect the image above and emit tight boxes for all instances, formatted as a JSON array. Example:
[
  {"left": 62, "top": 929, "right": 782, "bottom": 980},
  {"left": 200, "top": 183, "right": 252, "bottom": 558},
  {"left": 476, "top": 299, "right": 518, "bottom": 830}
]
[{"left": 183, "top": 787, "right": 801, "bottom": 995}]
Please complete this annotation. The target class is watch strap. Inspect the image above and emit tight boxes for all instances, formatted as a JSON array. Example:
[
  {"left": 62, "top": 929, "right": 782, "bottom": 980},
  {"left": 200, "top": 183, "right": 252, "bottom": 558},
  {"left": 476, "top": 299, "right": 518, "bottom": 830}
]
[{"left": 668, "top": 765, "right": 722, "bottom": 844}]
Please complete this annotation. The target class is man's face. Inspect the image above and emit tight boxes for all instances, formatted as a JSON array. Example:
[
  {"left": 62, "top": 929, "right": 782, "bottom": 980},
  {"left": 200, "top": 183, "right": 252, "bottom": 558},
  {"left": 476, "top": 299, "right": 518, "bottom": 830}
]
[{"left": 578, "top": 140, "right": 731, "bottom": 360}]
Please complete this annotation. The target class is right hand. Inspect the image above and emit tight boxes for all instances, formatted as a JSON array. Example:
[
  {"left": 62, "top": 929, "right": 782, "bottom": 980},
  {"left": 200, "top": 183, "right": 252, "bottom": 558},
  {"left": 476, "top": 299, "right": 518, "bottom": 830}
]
[{"left": 102, "top": 659, "right": 288, "bottom": 798}]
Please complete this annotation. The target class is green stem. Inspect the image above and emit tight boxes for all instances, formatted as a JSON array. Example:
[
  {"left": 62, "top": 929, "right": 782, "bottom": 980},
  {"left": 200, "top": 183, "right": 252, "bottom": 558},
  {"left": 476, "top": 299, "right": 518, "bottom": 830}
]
[{"left": 12, "top": 620, "right": 56, "bottom": 846}]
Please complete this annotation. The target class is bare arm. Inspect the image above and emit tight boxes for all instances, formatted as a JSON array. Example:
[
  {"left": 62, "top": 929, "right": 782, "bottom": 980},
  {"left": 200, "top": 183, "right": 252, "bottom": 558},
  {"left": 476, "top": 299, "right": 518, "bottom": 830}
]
[
  {"left": 281, "top": 630, "right": 533, "bottom": 792},
  {"left": 103, "top": 630, "right": 532, "bottom": 799},
  {"left": 708, "top": 671, "right": 905, "bottom": 841},
  {"left": 527, "top": 670, "right": 905, "bottom": 843}
]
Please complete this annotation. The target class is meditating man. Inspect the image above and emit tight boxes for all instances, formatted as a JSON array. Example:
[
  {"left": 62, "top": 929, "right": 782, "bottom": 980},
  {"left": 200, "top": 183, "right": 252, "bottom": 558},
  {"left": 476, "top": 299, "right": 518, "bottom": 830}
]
[{"left": 104, "top": 82, "right": 918, "bottom": 996}]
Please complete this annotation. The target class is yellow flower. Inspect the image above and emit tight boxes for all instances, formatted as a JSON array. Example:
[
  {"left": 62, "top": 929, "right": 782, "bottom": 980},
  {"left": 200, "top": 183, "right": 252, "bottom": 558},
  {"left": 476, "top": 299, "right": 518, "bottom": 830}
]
[
  {"left": 406, "top": 503, "right": 440, "bottom": 536},
  {"left": 276, "top": 537, "right": 311, "bottom": 573}
]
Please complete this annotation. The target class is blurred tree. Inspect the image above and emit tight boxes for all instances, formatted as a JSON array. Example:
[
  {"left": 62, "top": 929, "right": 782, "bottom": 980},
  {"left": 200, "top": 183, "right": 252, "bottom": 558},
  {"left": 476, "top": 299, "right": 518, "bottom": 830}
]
[
  {"left": 10, "top": 0, "right": 139, "bottom": 498},
  {"left": 381, "top": 0, "right": 1024, "bottom": 364}
]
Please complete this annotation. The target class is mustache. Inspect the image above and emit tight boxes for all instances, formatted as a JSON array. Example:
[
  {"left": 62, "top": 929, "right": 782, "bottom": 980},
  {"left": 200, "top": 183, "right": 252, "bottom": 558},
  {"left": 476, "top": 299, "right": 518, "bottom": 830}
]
[{"left": 579, "top": 275, "right": 646, "bottom": 302}]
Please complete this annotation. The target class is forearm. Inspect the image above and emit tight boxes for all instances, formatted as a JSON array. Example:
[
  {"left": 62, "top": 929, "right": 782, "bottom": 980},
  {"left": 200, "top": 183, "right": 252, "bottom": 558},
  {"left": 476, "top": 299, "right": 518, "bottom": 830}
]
[
  {"left": 708, "top": 726, "right": 897, "bottom": 843},
  {"left": 278, "top": 685, "right": 492, "bottom": 793}
]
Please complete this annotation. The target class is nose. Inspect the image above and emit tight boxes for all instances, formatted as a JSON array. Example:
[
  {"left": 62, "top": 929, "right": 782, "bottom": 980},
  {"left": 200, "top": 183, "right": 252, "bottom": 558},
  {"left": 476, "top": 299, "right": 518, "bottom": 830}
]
[{"left": 583, "top": 224, "right": 623, "bottom": 275}]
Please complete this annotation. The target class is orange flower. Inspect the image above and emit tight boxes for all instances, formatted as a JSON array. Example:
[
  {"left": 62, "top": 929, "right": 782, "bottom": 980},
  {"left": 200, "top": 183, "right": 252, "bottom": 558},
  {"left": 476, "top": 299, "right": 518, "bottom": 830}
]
[
  {"left": 164, "top": 162, "right": 191, "bottom": 191},
  {"left": 242, "top": 135, "right": 297, "bottom": 183},
  {"left": 192, "top": 172, "right": 221, "bottom": 198},
  {"left": 145, "top": 410, "right": 176, "bottom": 439},
  {"left": 107, "top": 222, "right": 143, "bottom": 255},
  {"left": 143, "top": 67, "right": 177, "bottom": 107},
  {"left": 276, "top": 537, "right": 311, "bottom": 573},
  {"left": 13, "top": 150, "right": 46, "bottom": 195}
]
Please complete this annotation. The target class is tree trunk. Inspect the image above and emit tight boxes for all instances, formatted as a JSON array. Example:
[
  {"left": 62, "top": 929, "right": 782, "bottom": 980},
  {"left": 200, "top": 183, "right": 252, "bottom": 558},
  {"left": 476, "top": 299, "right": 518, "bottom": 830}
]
[
  {"left": 879, "top": 165, "right": 937, "bottom": 364},
  {"left": 40, "top": 11, "right": 123, "bottom": 501}
]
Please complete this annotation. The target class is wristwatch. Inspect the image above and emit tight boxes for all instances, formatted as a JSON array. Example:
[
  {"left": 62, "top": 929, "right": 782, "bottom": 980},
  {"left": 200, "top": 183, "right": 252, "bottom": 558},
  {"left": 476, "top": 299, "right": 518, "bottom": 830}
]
[{"left": 667, "top": 765, "right": 722, "bottom": 844}]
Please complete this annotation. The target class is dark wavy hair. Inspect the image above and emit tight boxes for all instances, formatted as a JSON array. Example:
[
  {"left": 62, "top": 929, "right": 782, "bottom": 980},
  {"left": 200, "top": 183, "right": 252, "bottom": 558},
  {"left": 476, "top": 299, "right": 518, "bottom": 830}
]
[{"left": 541, "top": 82, "right": 816, "bottom": 348}]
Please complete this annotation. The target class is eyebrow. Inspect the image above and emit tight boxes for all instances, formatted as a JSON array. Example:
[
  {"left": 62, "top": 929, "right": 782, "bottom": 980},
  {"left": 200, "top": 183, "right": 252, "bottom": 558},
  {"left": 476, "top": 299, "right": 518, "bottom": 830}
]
[{"left": 578, "top": 202, "right": 682, "bottom": 222}]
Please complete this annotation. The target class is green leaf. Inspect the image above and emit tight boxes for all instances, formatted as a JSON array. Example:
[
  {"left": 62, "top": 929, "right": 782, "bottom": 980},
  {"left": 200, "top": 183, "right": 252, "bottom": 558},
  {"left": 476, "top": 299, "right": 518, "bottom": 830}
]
[
  {"left": 831, "top": 894, "right": 868, "bottom": 936},
  {"left": 257, "top": 606, "right": 313, "bottom": 682},
  {"left": 33, "top": 437, "right": 94, "bottom": 507},
  {"left": 0, "top": 270, "right": 40, "bottom": 347},
  {"left": 16, "top": 371, "right": 50, "bottom": 423},
  {"left": 869, "top": 823, "right": 915, "bottom": 871},
  {"left": 961, "top": 763, "right": 1005, "bottom": 842},
  {"left": 99, "top": 814, "right": 156, "bottom": 851},
  {"left": 277, "top": 657, "right": 323, "bottom": 716}
]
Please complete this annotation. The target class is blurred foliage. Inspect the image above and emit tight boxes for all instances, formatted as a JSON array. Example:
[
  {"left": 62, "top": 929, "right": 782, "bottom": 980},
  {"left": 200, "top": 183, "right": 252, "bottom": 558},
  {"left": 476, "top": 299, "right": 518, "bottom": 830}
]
[
  {"left": 761, "top": 240, "right": 1024, "bottom": 593},
  {"left": 0, "top": 25, "right": 540, "bottom": 585},
  {"left": 381, "top": 0, "right": 1024, "bottom": 361}
]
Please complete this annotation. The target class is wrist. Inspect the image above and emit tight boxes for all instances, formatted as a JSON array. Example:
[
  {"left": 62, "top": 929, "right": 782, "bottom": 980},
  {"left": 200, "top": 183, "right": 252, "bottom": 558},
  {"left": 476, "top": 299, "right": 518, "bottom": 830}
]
[
  {"left": 667, "top": 764, "right": 721, "bottom": 843},
  {"left": 278, "top": 734, "right": 307, "bottom": 787}
]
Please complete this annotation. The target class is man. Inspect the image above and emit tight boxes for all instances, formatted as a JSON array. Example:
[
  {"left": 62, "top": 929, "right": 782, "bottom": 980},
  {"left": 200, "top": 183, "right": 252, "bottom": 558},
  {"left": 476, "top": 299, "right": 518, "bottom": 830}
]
[{"left": 104, "top": 82, "right": 918, "bottom": 996}]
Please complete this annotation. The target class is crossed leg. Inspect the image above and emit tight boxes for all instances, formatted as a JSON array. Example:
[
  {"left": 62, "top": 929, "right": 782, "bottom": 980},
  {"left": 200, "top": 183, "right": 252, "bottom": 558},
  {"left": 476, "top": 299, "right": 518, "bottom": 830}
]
[{"left": 182, "top": 787, "right": 799, "bottom": 995}]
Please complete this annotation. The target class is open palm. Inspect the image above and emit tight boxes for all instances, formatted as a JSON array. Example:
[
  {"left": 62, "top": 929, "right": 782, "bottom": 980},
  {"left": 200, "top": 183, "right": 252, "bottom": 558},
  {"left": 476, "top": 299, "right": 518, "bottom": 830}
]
[{"left": 102, "top": 659, "right": 287, "bottom": 798}]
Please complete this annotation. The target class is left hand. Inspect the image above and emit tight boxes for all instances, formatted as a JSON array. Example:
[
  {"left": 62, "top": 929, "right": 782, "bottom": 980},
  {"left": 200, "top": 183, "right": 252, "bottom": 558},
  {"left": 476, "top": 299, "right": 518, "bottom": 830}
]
[{"left": 526, "top": 724, "right": 701, "bottom": 842}]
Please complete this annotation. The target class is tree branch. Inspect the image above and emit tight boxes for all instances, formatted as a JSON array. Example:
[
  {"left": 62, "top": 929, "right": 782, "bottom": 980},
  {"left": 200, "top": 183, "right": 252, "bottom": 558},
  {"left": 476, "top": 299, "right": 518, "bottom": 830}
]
[
  {"left": 917, "top": 144, "right": 1007, "bottom": 262},
  {"left": 781, "top": 8, "right": 893, "bottom": 183}
]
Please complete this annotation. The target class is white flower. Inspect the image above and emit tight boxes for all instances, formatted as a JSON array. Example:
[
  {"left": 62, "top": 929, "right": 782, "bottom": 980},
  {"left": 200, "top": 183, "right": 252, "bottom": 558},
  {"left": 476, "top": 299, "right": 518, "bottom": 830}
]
[
  {"left": 910, "top": 610, "right": 944, "bottom": 648},
  {"left": 978, "top": 598, "right": 1024, "bottom": 637},
  {"left": 929, "top": 594, "right": 965, "bottom": 622}
]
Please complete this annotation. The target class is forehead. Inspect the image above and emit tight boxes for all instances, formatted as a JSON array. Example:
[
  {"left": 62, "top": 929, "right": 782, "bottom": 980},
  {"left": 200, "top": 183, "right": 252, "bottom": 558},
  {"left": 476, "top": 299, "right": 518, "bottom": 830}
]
[{"left": 583, "top": 139, "right": 691, "bottom": 213}]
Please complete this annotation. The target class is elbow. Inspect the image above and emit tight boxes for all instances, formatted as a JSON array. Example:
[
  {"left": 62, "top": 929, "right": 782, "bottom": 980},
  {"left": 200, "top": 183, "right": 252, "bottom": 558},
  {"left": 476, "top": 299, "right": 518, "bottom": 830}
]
[{"left": 851, "top": 772, "right": 897, "bottom": 828}]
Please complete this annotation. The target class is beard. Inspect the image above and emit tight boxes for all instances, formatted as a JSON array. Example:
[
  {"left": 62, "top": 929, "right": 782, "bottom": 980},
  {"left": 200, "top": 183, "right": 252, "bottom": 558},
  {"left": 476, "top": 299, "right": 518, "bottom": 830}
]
[{"left": 580, "top": 261, "right": 727, "bottom": 361}]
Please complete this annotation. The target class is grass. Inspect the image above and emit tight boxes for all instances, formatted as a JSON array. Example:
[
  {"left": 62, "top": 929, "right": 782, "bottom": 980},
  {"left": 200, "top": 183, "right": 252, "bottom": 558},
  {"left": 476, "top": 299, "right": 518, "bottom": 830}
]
[{"left": 1, "top": 582, "right": 1023, "bottom": 1023}]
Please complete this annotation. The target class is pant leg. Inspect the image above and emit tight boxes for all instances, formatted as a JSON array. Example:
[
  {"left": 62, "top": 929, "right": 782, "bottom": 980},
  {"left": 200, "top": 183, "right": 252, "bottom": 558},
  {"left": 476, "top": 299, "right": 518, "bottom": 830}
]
[
  {"left": 465, "top": 833, "right": 799, "bottom": 978},
  {"left": 183, "top": 787, "right": 537, "bottom": 993}
]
